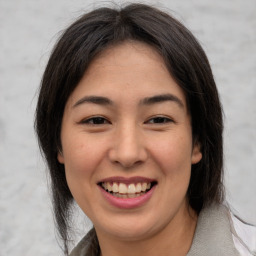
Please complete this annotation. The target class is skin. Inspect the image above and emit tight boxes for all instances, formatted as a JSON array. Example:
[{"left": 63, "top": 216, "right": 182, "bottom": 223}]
[{"left": 58, "top": 41, "right": 202, "bottom": 256}]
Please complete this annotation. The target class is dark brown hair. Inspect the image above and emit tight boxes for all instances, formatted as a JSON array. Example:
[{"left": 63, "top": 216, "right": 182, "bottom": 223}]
[{"left": 35, "top": 3, "right": 224, "bottom": 255}]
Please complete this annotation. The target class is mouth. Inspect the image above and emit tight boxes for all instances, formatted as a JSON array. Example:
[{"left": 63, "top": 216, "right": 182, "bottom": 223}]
[{"left": 98, "top": 178, "right": 157, "bottom": 199}]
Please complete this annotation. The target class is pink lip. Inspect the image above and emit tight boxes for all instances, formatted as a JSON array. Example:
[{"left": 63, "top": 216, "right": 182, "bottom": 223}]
[
  {"left": 98, "top": 176, "right": 155, "bottom": 185},
  {"left": 99, "top": 184, "right": 156, "bottom": 209}
]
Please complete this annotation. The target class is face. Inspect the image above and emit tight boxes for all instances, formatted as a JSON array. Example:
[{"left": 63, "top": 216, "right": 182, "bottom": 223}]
[{"left": 58, "top": 41, "right": 202, "bottom": 242}]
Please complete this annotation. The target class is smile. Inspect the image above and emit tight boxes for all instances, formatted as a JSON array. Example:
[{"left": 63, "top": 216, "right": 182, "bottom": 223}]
[
  {"left": 100, "top": 182, "right": 154, "bottom": 198},
  {"left": 98, "top": 177, "right": 157, "bottom": 208}
]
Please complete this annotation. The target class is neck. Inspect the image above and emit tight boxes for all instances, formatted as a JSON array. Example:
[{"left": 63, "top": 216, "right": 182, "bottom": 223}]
[{"left": 97, "top": 206, "right": 198, "bottom": 256}]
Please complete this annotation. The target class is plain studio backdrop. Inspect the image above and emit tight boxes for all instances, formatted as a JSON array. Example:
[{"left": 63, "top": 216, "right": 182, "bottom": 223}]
[{"left": 0, "top": 0, "right": 255, "bottom": 255}]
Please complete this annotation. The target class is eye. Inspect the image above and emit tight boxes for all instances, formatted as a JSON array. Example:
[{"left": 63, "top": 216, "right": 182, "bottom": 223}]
[
  {"left": 145, "top": 116, "right": 173, "bottom": 124},
  {"left": 81, "top": 116, "right": 111, "bottom": 125}
]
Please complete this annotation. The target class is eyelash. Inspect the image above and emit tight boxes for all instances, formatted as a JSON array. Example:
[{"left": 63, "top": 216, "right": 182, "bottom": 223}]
[
  {"left": 80, "top": 116, "right": 111, "bottom": 125},
  {"left": 145, "top": 116, "right": 174, "bottom": 124},
  {"left": 80, "top": 115, "right": 173, "bottom": 126}
]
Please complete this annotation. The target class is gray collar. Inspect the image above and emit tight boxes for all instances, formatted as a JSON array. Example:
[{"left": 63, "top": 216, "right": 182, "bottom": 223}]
[
  {"left": 187, "top": 204, "right": 240, "bottom": 256},
  {"left": 70, "top": 204, "right": 240, "bottom": 256}
]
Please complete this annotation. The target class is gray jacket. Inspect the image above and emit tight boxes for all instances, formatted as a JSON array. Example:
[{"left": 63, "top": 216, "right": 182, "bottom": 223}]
[{"left": 70, "top": 204, "right": 254, "bottom": 256}]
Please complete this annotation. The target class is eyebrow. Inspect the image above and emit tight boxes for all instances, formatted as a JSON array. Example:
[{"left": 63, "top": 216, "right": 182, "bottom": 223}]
[
  {"left": 73, "top": 96, "right": 113, "bottom": 108},
  {"left": 140, "top": 94, "right": 184, "bottom": 108},
  {"left": 72, "top": 93, "right": 184, "bottom": 109}
]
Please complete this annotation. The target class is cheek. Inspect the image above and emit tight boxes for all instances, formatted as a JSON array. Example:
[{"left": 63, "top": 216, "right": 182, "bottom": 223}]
[
  {"left": 62, "top": 138, "right": 105, "bottom": 208},
  {"left": 63, "top": 140, "right": 101, "bottom": 177},
  {"left": 150, "top": 133, "right": 193, "bottom": 175},
  {"left": 61, "top": 134, "right": 112, "bottom": 200}
]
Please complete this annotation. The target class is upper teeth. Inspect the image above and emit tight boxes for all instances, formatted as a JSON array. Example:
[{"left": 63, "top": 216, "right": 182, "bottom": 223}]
[{"left": 102, "top": 182, "right": 151, "bottom": 194}]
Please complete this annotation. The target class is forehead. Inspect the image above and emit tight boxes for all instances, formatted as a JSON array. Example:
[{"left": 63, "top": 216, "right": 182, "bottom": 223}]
[
  {"left": 92, "top": 41, "right": 166, "bottom": 68},
  {"left": 66, "top": 41, "right": 187, "bottom": 109}
]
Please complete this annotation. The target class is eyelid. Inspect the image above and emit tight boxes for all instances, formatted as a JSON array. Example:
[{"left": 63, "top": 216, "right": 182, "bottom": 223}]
[
  {"left": 78, "top": 115, "right": 111, "bottom": 125},
  {"left": 144, "top": 115, "right": 175, "bottom": 124},
  {"left": 77, "top": 115, "right": 174, "bottom": 126}
]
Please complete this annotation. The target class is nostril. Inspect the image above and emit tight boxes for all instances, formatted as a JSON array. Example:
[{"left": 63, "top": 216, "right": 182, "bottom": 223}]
[
  {"left": 108, "top": 133, "right": 148, "bottom": 168},
  {"left": 108, "top": 148, "right": 148, "bottom": 169},
  {"left": 114, "top": 160, "right": 144, "bottom": 169}
]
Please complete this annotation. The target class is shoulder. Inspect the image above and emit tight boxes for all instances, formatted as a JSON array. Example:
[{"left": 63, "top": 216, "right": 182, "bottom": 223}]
[
  {"left": 188, "top": 203, "right": 256, "bottom": 256},
  {"left": 69, "top": 228, "right": 100, "bottom": 256},
  {"left": 231, "top": 212, "right": 256, "bottom": 256},
  {"left": 69, "top": 235, "right": 88, "bottom": 256}
]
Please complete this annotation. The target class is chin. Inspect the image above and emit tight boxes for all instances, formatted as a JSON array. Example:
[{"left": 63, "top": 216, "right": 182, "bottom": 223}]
[{"left": 96, "top": 214, "right": 161, "bottom": 242}]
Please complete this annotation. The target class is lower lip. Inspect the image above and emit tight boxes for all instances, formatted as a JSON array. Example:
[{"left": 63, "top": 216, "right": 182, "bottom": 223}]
[{"left": 99, "top": 185, "right": 156, "bottom": 209}]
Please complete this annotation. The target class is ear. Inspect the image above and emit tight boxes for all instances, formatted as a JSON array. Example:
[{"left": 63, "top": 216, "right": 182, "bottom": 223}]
[
  {"left": 57, "top": 151, "right": 65, "bottom": 164},
  {"left": 191, "top": 141, "right": 202, "bottom": 164}
]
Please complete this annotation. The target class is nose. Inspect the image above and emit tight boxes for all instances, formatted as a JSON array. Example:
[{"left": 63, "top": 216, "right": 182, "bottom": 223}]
[{"left": 108, "top": 124, "right": 148, "bottom": 169}]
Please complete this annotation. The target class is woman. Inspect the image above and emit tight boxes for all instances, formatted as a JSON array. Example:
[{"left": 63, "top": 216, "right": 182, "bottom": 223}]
[{"left": 35, "top": 3, "right": 255, "bottom": 256}]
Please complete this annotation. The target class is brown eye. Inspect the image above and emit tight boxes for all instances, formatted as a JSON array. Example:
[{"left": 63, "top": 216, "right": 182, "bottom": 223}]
[
  {"left": 146, "top": 116, "right": 173, "bottom": 124},
  {"left": 82, "top": 117, "right": 110, "bottom": 125}
]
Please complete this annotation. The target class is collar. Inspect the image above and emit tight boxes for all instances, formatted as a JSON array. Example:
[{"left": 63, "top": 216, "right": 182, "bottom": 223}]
[{"left": 187, "top": 204, "right": 240, "bottom": 256}]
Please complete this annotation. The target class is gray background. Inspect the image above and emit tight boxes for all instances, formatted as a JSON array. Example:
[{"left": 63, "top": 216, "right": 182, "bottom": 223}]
[{"left": 0, "top": 0, "right": 255, "bottom": 255}]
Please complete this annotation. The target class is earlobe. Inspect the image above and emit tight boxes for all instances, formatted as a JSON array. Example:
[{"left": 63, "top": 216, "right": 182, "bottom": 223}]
[
  {"left": 191, "top": 143, "right": 202, "bottom": 164},
  {"left": 57, "top": 152, "right": 65, "bottom": 164}
]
